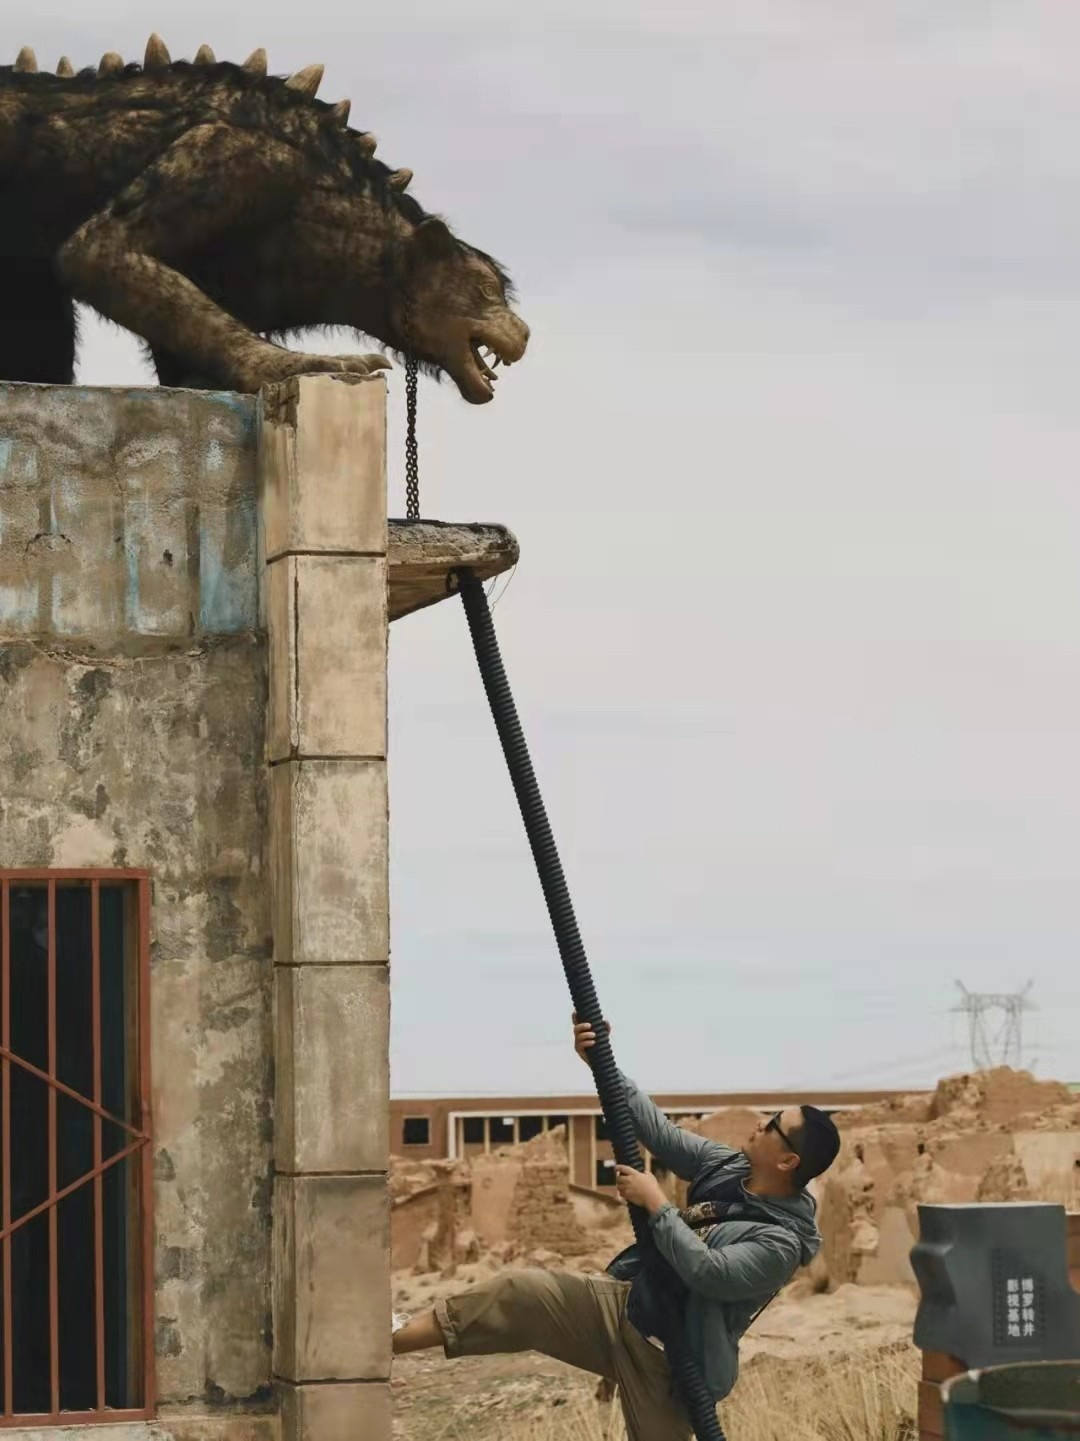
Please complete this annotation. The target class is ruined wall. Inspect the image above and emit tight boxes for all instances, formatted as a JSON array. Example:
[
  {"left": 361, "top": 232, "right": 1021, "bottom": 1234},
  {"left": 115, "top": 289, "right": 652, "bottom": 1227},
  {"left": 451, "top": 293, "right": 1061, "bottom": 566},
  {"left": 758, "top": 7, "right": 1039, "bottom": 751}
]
[
  {"left": 0, "top": 384, "right": 273, "bottom": 1416},
  {"left": 507, "top": 1129, "right": 589, "bottom": 1257},
  {"left": 817, "top": 1068, "right": 1080, "bottom": 1289}
]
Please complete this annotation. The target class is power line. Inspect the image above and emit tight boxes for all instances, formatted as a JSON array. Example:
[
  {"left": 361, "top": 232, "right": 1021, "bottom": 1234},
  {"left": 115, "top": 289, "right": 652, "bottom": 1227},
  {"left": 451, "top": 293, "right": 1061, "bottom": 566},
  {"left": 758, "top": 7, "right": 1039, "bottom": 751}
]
[{"left": 953, "top": 980, "right": 1035, "bottom": 1071}]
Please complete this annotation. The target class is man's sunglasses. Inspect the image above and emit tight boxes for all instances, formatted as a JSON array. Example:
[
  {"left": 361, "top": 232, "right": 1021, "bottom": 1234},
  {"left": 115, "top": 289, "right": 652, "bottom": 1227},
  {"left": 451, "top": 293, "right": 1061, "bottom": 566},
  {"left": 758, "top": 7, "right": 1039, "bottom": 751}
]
[{"left": 765, "top": 1112, "right": 801, "bottom": 1157}]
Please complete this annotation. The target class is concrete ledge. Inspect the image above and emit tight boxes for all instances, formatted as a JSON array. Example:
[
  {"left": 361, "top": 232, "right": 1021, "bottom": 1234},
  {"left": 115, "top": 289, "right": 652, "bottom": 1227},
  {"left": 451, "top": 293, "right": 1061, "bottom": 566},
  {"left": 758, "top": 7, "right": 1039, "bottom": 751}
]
[{"left": 387, "top": 519, "right": 518, "bottom": 621}]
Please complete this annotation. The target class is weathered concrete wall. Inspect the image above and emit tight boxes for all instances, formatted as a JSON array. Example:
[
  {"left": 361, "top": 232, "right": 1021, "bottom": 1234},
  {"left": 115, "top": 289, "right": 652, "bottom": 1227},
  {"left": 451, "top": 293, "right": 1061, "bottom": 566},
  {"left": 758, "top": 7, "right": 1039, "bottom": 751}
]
[
  {"left": 0, "top": 384, "right": 274, "bottom": 1430},
  {"left": 0, "top": 376, "right": 393, "bottom": 1441}
]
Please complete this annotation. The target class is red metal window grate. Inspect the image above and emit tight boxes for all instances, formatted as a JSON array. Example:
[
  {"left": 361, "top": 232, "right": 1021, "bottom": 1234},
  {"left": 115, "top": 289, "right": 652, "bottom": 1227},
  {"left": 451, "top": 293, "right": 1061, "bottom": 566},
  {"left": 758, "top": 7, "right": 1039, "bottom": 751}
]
[{"left": 0, "top": 871, "right": 154, "bottom": 1427}]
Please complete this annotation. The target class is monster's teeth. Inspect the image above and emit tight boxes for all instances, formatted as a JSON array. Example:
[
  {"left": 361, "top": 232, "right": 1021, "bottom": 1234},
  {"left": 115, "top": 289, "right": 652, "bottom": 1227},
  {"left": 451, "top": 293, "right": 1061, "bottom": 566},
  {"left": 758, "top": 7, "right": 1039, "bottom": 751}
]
[{"left": 471, "top": 345, "right": 499, "bottom": 382}]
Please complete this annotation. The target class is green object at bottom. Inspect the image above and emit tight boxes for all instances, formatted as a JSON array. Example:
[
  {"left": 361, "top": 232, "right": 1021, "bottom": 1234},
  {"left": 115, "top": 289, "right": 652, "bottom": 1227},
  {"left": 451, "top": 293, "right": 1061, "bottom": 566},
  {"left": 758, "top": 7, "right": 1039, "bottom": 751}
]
[{"left": 944, "top": 1362, "right": 1080, "bottom": 1439}]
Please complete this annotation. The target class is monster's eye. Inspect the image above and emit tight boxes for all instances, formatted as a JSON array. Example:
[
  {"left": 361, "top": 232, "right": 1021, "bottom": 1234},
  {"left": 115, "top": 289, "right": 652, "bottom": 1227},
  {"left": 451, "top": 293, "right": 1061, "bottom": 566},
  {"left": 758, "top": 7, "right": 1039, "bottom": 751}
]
[{"left": 480, "top": 280, "right": 502, "bottom": 303}]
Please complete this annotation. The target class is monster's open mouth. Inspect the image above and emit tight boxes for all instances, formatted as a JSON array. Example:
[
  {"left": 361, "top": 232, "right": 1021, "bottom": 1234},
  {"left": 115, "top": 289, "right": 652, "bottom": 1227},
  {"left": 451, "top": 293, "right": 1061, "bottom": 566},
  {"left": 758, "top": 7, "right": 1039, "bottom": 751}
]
[
  {"left": 445, "top": 328, "right": 527, "bottom": 404},
  {"left": 466, "top": 338, "right": 511, "bottom": 401}
]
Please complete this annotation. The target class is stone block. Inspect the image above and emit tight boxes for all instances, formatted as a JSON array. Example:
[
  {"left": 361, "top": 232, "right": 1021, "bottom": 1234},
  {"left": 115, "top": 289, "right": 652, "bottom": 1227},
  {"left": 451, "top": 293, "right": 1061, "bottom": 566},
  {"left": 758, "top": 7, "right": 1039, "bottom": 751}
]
[
  {"left": 279, "top": 1380, "right": 391, "bottom": 1441},
  {"left": 270, "top": 759, "right": 388, "bottom": 965},
  {"left": 266, "top": 554, "right": 387, "bottom": 762},
  {"left": 273, "top": 1174, "right": 390, "bottom": 1382},
  {"left": 260, "top": 375, "right": 386, "bottom": 560},
  {"left": 275, "top": 964, "right": 389, "bottom": 1173}
]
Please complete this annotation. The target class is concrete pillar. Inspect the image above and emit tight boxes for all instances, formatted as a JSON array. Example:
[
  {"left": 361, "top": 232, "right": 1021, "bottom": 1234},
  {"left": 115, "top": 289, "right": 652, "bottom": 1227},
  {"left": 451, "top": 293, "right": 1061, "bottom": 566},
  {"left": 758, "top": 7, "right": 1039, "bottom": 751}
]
[{"left": 261, "top": 375, "right": 391, "bottom": 1441}]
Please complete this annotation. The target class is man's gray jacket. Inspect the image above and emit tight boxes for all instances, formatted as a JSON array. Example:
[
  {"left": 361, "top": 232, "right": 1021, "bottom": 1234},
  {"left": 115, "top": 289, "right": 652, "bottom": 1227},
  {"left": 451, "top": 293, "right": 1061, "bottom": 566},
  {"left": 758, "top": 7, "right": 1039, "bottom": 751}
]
[{"left": 616, "top": 1073, "right": 822, "bottom": 1400}]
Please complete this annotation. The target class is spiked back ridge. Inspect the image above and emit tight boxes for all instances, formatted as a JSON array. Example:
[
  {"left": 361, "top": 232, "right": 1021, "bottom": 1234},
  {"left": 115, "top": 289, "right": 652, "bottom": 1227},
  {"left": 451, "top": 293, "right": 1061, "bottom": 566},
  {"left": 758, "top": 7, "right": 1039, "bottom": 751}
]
[{"left": 0, "top": 39, "right": 402, "bottom": 200}]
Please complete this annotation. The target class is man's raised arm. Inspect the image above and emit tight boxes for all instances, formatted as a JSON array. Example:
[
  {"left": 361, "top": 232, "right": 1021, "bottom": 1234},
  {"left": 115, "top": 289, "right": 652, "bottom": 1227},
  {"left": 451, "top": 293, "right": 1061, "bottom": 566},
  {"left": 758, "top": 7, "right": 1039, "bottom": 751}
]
[{"left": 572, "top": 1014, "right": 734, "bottom": 1182}]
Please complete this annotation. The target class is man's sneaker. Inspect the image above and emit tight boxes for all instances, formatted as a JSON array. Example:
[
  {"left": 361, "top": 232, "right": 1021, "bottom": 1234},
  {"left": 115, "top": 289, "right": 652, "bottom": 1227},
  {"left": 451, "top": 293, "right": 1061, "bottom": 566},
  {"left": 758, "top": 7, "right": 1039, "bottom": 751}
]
[{"left": 392, "top": 1311, "right": 412, "bottom": 1335}]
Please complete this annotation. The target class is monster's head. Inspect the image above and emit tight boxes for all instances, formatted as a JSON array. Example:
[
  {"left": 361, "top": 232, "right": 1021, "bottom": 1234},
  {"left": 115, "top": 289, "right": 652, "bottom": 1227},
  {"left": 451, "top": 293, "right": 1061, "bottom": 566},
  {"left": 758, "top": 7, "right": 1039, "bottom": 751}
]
[{"left": 391, "top": 217, "right": 530, "bottom": 405}]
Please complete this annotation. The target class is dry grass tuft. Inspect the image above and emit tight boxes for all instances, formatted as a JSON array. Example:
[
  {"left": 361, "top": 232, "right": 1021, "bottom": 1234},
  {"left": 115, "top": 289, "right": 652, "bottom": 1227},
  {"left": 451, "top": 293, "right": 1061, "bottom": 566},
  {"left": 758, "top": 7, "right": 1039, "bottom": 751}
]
[
  {"left": 720, "top": 1343, "right": 918, "bottom": 1441},
  {"left": 462, "top": 1343, "right": 919, "bottom": 1441}
]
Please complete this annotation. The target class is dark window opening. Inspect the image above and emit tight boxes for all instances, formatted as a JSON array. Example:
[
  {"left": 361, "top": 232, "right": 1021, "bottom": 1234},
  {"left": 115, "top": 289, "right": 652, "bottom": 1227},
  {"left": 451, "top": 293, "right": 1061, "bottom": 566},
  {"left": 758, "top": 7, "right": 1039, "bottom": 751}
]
[
  {"left": 402, "top": 1117, "right": 430, "bottom": 1147},
  {"left": 518, "top": 1117, "right": 543, "bottom": 1143},
  {"left": 462, "top": 1118, "right": 485, "bottom": 1145},
  {"left": 0, "top": 876, "right": 150, "bottom": 1425},
  {"left": 594, "top": 1116, "right": 609, "bottom": 1141},
  {"left": 595, "top": 1159, "right": 616, "bottom": 1188},
  {"left": 545, "top": 1115, "right": 567, "bottom": 1134},
  {"left": 488, "top": 1118, "right": 515, "bottom": 1146}
]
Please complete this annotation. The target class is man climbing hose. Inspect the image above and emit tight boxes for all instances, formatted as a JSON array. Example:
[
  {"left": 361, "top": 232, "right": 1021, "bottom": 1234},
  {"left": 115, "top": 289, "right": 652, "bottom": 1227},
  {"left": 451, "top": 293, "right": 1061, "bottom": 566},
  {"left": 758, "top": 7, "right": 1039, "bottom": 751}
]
[{"left": 392, "top": 1015, "right": 841, "bottom": 1440}]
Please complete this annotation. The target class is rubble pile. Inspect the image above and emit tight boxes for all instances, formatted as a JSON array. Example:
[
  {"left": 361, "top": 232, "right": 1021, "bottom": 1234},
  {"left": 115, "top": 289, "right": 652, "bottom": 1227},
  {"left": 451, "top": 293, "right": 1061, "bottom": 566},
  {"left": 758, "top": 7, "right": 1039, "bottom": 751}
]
[
  {"left": 392, "top": 1126, "right": 624, "bottom": 1277},
  {"left": 818, "top": 1067, "right": 1079, "bottom": 1286}
]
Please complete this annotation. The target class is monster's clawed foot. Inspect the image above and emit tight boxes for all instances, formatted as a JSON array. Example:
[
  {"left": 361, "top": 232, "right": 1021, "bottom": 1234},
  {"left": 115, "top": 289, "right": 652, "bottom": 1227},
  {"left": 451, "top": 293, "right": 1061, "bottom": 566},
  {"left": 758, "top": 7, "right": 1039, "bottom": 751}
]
[
  {"left": 230, "top": 348, "right": 393, "bottom": 393},
  {"left": 286, "top": 351, "right": 393, "bottom": 381}
]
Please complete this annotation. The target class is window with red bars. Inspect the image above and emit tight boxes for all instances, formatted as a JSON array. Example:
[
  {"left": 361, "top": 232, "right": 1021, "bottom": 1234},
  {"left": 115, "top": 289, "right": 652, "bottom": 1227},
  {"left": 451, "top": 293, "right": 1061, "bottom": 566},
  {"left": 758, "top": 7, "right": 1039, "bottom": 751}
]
[{"left": 0, "top": 872, "right": 154, "bottom": 1427}]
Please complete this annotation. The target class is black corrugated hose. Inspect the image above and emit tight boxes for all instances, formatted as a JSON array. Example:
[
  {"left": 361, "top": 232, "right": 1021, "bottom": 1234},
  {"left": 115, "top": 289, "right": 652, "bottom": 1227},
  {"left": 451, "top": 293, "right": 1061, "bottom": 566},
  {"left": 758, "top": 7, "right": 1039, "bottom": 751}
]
[{"left": 455, "top": 568, "right": 727, "bottom": 1441}]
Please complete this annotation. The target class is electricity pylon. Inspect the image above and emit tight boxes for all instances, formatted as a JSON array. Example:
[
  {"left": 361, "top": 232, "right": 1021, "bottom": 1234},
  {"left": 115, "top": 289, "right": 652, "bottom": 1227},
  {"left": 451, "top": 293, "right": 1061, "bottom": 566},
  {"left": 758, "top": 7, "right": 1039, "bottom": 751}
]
[{"left": 953, "top": 981, "right": 1035, "bottom": 1070}]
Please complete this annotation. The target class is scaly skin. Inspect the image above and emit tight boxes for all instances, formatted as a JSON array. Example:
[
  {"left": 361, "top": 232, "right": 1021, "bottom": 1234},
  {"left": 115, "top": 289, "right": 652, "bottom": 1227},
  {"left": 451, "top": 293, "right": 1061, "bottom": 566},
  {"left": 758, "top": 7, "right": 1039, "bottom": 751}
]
[{"left": 0, "top": 40, "right": 529, "bottom": 399}]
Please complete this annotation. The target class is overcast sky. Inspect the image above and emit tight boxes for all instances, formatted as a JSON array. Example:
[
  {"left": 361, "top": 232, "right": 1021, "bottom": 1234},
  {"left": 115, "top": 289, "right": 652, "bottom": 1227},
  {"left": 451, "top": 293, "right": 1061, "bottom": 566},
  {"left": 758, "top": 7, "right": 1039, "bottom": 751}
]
[{"left": 58, "top": 1, "right": 1080, "bottom": 1095}]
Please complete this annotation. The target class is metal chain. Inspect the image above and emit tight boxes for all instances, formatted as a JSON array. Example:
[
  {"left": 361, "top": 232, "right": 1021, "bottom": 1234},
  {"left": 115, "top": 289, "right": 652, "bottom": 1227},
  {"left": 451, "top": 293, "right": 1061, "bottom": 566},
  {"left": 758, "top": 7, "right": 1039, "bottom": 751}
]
[
  {"left": 403, "top": 291, "right": 420, "bottom": 521},
  {"left": 405, "top": 354, "right": 420, "bottom": 521}
]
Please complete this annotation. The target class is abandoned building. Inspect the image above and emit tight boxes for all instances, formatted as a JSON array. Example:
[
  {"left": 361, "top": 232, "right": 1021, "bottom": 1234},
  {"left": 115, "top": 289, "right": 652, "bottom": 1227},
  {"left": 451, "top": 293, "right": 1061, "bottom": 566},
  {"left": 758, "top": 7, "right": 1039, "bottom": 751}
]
[
  {"left": 389, "top": 1088, "right": 910, "bottom": 1193},
  {"left": 0, "top": 376, "right": 515, "bottom": 1441}
]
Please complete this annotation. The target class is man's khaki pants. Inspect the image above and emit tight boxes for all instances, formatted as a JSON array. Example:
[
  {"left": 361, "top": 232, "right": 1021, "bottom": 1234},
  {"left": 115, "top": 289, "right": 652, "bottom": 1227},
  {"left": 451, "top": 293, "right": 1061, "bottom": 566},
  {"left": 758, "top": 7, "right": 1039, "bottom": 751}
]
[{"left": 435, "top": 1268, "right": 693, "bottom": 1441}]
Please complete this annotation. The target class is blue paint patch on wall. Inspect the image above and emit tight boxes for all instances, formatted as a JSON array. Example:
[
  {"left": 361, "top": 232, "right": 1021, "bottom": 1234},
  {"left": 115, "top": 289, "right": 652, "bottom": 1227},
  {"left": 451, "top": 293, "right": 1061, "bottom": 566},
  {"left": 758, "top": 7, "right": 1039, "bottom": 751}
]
[
  {"left": 124, "top": 512, "right": 143, "bottom": 631},
  {"left": 2, "top": 384, "right": 261, "bottom": 639},
  {"left": 0, "top": 430, "right": 37, "bottom": 624},
  {"left": 199, "top": 500, "right": 258, "bottom": 633}
]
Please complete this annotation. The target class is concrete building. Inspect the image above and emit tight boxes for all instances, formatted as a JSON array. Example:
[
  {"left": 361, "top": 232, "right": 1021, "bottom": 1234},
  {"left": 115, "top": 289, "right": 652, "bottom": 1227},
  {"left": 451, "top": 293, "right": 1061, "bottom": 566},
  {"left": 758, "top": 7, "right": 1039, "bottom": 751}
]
[
  {"left": 0, "top": 377, "right": 514, "bottom": 1441},
  {"left": 390, "top": 1087, "right": 918, "bottom": 1194}
]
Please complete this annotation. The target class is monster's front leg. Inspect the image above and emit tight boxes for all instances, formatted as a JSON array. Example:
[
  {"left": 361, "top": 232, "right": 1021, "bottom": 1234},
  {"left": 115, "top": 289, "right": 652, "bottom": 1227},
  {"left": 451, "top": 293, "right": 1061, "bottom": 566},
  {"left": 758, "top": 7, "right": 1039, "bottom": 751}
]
[{"left": 59, "top": 124, "right": 389, "bottom": 393}]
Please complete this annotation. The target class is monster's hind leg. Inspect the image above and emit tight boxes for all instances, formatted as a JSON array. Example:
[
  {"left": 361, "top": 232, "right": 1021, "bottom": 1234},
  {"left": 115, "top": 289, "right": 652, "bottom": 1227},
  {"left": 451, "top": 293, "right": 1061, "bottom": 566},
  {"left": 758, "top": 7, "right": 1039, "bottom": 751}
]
[{"left": 0, "top": 259, "right": 76, "bottom": 384}]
